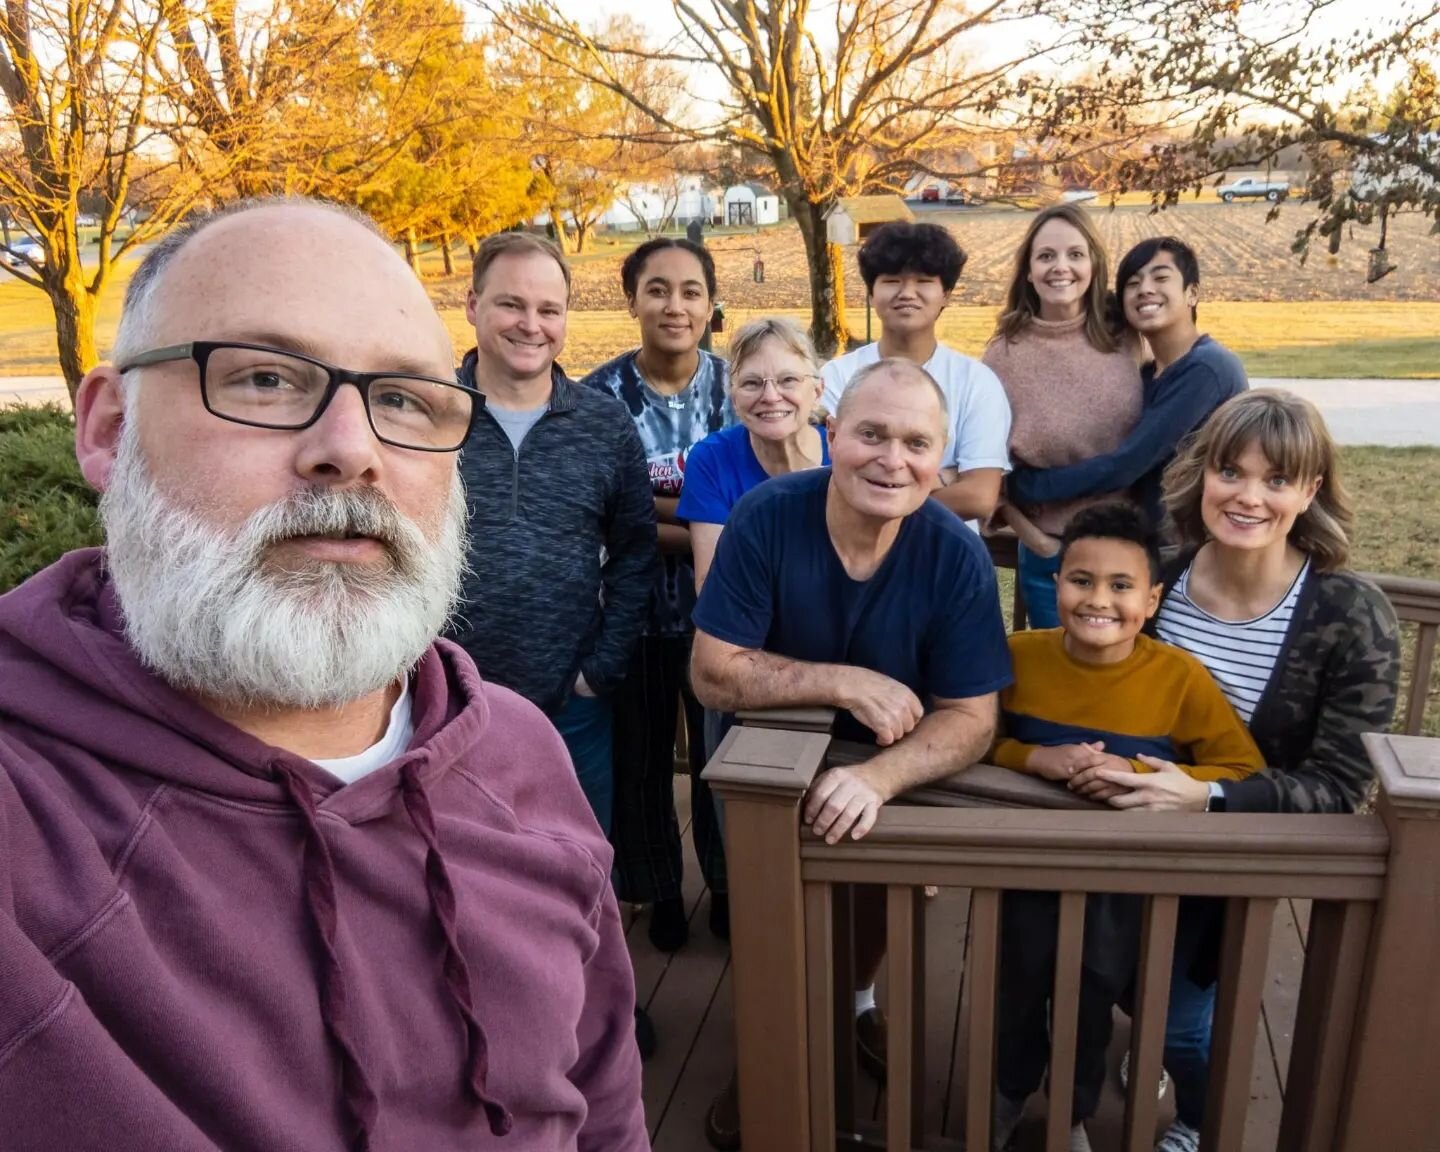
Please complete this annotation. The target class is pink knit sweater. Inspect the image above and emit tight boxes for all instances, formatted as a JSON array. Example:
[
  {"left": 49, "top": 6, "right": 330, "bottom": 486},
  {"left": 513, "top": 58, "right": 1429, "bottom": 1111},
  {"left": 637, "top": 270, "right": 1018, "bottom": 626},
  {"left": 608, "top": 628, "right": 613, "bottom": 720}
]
[{"left": 983, "top": 314, "right": 1143, "bottom": 533}]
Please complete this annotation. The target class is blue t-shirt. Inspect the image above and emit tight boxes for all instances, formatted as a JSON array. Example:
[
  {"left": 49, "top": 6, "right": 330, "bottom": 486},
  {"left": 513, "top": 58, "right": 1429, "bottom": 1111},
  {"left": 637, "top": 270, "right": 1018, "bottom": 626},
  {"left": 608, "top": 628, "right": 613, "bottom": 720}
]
[
  {"left": 692, "top": 469, "right": 1012, "bottom": 744},
  {"left": 676, "top": 423, "right": 831, "bottom": 525},
  {"left": 583, "top": 349, "right": 733, "bottom": 635}
]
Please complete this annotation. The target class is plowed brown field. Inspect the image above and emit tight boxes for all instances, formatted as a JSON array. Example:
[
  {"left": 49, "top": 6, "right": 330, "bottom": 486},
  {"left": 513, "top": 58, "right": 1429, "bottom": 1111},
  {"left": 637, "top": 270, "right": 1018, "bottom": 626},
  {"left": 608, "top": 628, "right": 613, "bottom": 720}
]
[{"left": 523, "top": 201, "right": 1438, "bottom": 312}]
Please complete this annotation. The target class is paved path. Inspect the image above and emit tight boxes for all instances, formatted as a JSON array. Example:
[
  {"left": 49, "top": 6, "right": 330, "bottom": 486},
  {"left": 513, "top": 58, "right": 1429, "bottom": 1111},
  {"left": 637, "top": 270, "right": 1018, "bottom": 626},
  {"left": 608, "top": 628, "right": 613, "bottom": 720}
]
[
  {"left": 0, "top": 377, "right": 71, "bottom": 410},
  {"left": 4, "top": 374, "right": 1438, "bottom": 446},
  {"left": 1253, "top": 378, "right": 1440, "bottom": 447}
]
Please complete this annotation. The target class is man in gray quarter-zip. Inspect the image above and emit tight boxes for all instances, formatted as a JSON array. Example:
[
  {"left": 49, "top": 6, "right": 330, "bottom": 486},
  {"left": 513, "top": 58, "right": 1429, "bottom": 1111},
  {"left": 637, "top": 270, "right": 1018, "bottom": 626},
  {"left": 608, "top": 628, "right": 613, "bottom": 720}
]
[{"left": 449, "top": 232, "right": 658, "bottom": 847}]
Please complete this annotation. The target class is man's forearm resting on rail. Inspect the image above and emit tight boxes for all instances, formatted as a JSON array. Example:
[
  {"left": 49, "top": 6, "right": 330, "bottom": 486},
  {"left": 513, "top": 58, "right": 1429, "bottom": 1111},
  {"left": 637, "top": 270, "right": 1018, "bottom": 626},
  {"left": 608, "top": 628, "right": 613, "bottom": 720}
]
[{"left": 693, "top": 629, "right": 997, "bottom": 842}]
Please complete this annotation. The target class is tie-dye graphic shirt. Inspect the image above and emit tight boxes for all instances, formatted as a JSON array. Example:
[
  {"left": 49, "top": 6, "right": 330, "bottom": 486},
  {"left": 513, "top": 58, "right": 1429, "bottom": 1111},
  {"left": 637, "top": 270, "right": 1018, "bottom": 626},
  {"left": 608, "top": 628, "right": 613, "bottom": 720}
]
[{"left": 583, "top": 349, "right": 733, "bottom": 635}]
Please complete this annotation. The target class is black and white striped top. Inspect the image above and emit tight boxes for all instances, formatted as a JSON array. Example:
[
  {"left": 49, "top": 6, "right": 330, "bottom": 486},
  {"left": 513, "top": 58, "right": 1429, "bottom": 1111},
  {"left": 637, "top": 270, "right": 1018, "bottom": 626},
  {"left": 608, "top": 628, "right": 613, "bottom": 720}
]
[{"left": 1155, "top": 560, "right": 1310, "bottom": 722}]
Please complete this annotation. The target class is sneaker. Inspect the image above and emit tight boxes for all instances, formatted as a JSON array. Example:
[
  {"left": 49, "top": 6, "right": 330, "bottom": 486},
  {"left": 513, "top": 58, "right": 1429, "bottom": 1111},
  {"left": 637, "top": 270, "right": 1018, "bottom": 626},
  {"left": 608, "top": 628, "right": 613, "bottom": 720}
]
[
  {"left": 1155, "top": 1119, "right": 1201, "bottom": 1152},
  {"left": 648, "top": 896, "right": 689, "bottom": 952},
  {"left": 704, "top": 1072, "right": 741, "bottom": 1151},
  {"left": 1120, "top": 1049, "right": 1171, "bottom": 1100},
  {"left": 634, "top": 1006, "right": 656, "bottom": 1062},
  {"left": 856, "top": 1006, "right": 888, "bottom": 1083},
  {"left": 1069, "top": 1122, "right": 1093, "bottom": 1152},
  {"left": 992, "top": 1091, "right": 1026, "bottom": 1152},
  {"left": 709, "top": 891, "right": 730, "bottom": 940}
]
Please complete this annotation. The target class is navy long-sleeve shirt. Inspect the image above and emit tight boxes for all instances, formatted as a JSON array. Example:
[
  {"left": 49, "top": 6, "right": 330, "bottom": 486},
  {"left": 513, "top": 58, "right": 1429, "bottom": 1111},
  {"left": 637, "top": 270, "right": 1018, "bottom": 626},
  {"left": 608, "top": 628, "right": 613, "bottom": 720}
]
[{"left": 1005, "top": 335, "right": 1248, "bottom": 525}]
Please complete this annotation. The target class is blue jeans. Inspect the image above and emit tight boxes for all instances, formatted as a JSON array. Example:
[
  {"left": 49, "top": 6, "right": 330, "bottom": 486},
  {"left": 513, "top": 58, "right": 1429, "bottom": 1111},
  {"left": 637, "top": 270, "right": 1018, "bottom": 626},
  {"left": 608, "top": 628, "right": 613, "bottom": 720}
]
[
  {"left": 1017, "top": 541, "right": 1062, "bottom": 630},
  {"left": 550, "top": 691, "right": 614, "bottom": 836},
  {"left": 1165, "top": 951, "right": 1216, "bottom": 1130}
]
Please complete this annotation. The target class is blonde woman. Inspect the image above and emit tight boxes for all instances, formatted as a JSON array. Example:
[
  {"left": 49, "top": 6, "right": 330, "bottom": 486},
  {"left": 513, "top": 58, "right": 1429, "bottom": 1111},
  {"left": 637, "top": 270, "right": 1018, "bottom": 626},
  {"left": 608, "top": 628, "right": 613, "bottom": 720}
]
[
  {"left": 678, "top": 317, "right": 829, "bottom": 592},
  {"left": 982, "top": 203, "right": 1143, "bottom": 626},
  {"left": 1073, "top": 389, "right": 1401, "bottom": 1152}
]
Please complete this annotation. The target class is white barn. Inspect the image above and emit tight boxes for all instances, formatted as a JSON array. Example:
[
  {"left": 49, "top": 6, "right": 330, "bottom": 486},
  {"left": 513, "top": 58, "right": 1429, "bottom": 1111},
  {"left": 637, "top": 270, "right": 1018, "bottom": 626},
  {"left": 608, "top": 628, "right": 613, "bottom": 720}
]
[{"left": 724, "top": 183, "right": 781, "bottom": 227}]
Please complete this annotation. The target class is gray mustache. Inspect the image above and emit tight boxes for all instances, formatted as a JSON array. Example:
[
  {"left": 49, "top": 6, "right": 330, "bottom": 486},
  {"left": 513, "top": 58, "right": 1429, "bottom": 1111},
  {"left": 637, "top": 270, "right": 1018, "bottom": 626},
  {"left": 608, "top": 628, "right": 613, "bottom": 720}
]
[{"left": 251, "top": 487, "right": 417, "bottom": 561}]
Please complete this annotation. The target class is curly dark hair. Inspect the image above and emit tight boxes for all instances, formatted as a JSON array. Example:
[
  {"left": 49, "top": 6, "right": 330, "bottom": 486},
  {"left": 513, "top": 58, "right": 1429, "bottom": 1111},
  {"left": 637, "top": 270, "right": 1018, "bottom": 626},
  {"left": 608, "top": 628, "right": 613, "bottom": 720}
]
[
  {"left": 620, "top": 237, "right": 717, "bottom": 301},
  {"left": 856, "top": 222, "right": 967, "bottom": 293},
  {"left": 1059, "top": 501, "right": 1163, "bottom": 583}
]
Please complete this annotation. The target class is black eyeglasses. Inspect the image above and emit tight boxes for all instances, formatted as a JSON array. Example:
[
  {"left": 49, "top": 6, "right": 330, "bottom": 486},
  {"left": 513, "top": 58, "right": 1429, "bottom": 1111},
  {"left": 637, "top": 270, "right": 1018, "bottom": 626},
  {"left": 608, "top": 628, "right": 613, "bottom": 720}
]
[{"left": 117, "top": 341, "right": 483, "bottom": 453}]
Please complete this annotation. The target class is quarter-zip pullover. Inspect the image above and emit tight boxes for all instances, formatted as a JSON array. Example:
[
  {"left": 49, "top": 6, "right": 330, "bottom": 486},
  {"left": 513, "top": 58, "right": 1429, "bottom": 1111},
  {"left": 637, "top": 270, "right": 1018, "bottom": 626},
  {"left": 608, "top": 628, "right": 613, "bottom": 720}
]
[{"left": 449, "top": 351, "right": 658, "bottom": 714}]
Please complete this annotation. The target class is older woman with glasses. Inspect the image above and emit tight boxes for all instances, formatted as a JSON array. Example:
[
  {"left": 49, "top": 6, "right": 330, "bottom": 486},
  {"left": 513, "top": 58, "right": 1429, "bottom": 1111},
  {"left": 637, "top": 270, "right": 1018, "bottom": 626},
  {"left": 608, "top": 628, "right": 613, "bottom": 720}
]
[{"left": 678, "top": 317, "right": 829, "bottom": 593}]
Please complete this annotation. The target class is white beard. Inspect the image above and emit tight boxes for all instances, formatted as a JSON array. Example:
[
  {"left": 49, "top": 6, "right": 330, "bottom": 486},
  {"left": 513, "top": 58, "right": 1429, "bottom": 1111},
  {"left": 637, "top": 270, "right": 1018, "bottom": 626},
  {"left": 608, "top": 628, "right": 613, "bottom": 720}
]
[{"left": 100, "top": 420, "right": 468, "bottom": 710}]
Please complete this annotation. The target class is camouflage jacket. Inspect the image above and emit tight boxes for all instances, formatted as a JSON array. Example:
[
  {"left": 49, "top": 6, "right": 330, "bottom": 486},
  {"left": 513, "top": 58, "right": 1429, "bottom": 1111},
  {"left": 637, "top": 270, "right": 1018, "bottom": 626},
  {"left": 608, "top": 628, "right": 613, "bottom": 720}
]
[{"left": 1156, "top": 552, "right": 1400, "bottom": 814}]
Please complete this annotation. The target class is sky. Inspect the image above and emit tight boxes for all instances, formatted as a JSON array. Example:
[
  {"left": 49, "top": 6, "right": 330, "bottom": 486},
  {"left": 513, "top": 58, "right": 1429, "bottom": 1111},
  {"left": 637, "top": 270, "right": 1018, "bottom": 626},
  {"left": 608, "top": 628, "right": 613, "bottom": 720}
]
[{"left": 540, "top": 0, "right": 1421, "bottom": 113}]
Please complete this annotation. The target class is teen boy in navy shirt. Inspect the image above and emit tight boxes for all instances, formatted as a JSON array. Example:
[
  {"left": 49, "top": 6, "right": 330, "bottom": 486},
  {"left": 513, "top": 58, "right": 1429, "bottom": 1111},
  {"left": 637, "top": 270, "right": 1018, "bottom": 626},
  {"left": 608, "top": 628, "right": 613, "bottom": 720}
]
[
  {"left": 1006, "top": 236, "right": 1247, "bottom": 526},
  {"left": 690, "top": 359, "right": 1011, "bottom": 1148}
]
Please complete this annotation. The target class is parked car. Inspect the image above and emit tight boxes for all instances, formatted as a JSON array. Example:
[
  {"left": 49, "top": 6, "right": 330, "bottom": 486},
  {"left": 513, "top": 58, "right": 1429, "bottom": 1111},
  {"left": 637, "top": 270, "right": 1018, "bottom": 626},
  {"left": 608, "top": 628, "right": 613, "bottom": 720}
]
[
  {"left": 1, "top": 236, "right": 45, "bottom": 268},
  {"left": 1219, "top": 177, "right": 1290, "bottom": 203}
]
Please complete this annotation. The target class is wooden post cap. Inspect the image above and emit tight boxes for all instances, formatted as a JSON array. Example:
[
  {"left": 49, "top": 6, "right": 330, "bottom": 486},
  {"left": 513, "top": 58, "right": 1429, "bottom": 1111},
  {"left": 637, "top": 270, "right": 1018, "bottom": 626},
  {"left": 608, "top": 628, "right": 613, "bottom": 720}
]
[
  {"left": 701, "top": 724, "right": 830, "bottom": 796},
  {"left": 1364, "top": 733, "right": 1440, "bottom": 813}
]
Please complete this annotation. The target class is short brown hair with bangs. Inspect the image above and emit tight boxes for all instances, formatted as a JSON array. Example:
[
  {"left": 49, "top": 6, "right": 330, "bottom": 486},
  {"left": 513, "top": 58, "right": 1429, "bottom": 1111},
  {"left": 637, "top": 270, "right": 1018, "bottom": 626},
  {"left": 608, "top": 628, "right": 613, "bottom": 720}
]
[
  {"left": 1161, "top": 389, "right": 1353, "bottom": 570},
  {"left": 471, "top": 232, "right": 571, "bottom": 297}
]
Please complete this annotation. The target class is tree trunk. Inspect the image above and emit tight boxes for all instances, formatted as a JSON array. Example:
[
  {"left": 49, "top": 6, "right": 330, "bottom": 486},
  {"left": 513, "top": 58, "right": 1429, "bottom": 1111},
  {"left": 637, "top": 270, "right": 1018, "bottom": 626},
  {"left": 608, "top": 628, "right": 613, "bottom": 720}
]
[
  {"left": 51, "top": 272, "right": 98, "bottom": 402},
  {"left": 549, "top": 214, "right": 572, "bottom": 254},
  {"left": 792, "top": 197, "right": 849, "bottom": 358},
  {"left": 403, "top": 228, "right": 420, "bottom": 274},
  {"left": 574, "top": 221, "right": 591, "bottom": 254},
  {"left": 440, "top": 232, "right": 455, "bottom": 276}
]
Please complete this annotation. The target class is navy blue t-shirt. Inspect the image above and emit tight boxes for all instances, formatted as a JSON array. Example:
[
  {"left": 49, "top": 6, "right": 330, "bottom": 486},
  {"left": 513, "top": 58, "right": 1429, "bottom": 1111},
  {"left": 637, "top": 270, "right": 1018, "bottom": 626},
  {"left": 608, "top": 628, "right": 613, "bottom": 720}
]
[{"left": 692, "top": 469, "right": 1012, "bottom": 744}]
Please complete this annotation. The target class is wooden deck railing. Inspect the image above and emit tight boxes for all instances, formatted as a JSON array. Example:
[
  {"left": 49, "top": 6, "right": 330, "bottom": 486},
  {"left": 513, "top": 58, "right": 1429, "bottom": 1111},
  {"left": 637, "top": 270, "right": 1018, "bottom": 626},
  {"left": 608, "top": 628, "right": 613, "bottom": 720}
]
[{"left": 702, "top": 568, "right": 1440, "bottom": 1152}]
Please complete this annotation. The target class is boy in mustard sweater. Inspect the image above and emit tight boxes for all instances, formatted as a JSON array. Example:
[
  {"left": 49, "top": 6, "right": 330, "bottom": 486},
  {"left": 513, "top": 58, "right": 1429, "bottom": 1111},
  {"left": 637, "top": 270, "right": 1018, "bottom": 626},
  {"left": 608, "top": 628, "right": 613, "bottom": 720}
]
[{"left": 990, "top": 502, "right": 1261, "bottom": 1152}]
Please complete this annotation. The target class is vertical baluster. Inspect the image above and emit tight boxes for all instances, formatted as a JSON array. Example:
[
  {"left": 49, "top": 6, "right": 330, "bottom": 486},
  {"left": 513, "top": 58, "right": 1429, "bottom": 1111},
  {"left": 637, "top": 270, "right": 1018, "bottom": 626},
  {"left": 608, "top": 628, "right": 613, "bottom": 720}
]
[
  {"left": 1278, "top": 899, "right": 1374, "bottom": 1152},
  {"left": 805, "top": 882, "right": 837, "bottom": 1152},
  {"left": 1124, "top": 896, "right": 1180, "bottom": 1152},
  {"left": 1045, "top": 891, "right": 1087, "bottom": 1152},
  {"left": 1202, "top": 897, "right": 1276, "bottom": 1152},
  {"left": 909, "top": 887, "right": 927, "bottom": 1147},
  {"left": 886, "top": 885, "right": 917, "bottom": 1149},
  {"left": 965, "top": 889, "right": 1002, "bottom": 1152},
  {"left": 1400, "top": 622, "right": 1436, "bottom": 735},
  {"left": 832, "top": 884, "right": 857, "bottom": 1135}
]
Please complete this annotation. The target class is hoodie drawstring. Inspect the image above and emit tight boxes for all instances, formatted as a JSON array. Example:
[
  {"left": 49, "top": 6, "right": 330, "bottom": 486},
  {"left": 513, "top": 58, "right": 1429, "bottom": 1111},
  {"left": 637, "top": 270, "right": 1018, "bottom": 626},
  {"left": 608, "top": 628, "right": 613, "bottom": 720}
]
[
  {"left": 275, "top": 760, "right": 513, "bottom": 1148},
  {"left": 401, "top": 762, "right": 513, "bottom": 1137},
  {"left": 276, "top": 763, "right": 380, "bottom": 1152}
]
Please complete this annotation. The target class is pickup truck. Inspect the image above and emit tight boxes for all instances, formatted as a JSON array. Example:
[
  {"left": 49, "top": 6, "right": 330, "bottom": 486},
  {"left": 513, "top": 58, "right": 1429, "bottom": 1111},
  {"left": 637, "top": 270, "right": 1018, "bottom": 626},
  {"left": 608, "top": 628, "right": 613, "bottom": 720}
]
[{"left": 1219, "top": 177, "right": 1290, "bottom": 203}]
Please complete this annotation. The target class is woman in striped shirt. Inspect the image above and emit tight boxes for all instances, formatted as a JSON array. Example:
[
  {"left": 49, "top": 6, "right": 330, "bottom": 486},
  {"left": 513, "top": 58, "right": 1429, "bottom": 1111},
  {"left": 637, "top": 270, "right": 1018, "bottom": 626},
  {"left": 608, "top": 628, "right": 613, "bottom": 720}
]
[{"left": 1073, "top": 388, "right": 1400, "bottom": 1152}]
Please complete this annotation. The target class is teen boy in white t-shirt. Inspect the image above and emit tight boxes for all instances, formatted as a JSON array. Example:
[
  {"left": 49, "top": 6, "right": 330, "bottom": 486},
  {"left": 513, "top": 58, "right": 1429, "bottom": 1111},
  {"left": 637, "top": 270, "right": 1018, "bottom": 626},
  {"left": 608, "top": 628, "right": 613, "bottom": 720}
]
[{"left": 820, "top": 221, "right": 1012, "bottom": 523}]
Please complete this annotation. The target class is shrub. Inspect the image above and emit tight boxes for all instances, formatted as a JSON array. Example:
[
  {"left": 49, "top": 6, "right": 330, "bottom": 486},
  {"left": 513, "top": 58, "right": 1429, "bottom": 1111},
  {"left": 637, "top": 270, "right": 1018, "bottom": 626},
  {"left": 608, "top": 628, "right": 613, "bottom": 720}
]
[{"left": 0, "top": 404, "right": 102, "bottom": 595}]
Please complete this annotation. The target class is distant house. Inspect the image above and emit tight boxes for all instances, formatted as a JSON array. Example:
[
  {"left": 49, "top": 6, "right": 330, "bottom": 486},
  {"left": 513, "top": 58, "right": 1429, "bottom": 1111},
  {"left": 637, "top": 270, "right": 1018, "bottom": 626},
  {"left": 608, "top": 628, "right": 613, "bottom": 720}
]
[
  {"left": 724, "top": 183, "right": 781, "bottom": 227},
  {"left": 675, "top": 176, "right": 724, "bottom": 226},
  {"left": 823, "top": 195, "right": 915, "bottom": 247},
  {"left": 905, "top": 144, "right": 1001, "bottom": 200}
]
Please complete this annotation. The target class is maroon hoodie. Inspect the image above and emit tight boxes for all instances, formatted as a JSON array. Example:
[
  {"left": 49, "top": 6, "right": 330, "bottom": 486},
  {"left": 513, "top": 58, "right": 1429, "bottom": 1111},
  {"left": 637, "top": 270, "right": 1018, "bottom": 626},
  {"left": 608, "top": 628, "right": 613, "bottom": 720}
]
[{"left": 0, "top": 550, "right": 647, "bottom": 1151}]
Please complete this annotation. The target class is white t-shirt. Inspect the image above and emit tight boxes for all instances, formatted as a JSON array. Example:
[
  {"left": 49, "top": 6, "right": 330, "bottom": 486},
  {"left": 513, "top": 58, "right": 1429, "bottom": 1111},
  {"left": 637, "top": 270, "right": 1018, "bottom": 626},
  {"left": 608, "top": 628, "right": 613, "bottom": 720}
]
[
  {"left": 819, "top": 342, "right": 1013, "bottom": 474},
  {"left": 311, "top": 677, "right": 416, "bottom": 784}
]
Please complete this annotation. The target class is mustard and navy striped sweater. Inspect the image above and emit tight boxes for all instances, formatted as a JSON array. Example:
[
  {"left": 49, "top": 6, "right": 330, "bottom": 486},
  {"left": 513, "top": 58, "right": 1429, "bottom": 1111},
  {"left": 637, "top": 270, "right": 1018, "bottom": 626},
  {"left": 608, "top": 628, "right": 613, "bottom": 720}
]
[{"left": 992, "top": 630, "right": 1263, "bottom": 782}]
